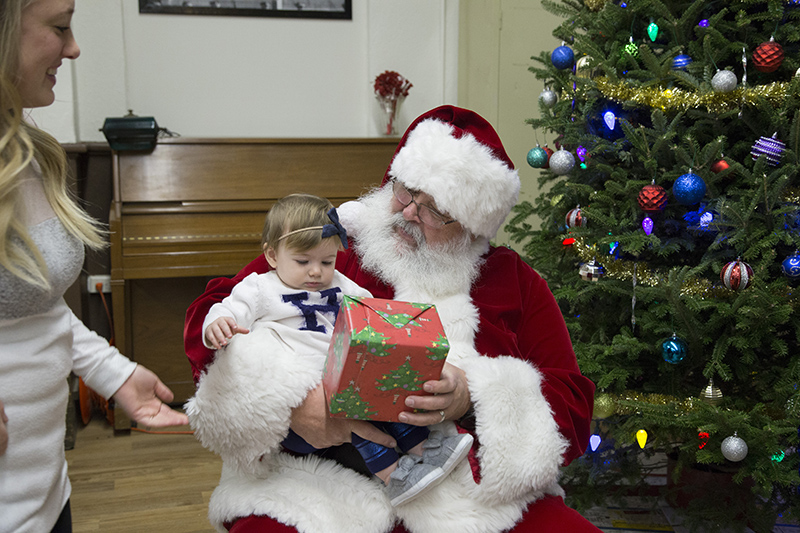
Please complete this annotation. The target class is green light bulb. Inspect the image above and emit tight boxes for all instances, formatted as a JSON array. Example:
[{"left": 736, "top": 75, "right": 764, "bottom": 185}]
[{"left": 647, "top": 21, "right": 659, "bottom": 42}]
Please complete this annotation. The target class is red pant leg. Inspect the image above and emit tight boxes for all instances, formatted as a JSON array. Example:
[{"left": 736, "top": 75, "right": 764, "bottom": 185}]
[
  {"left": 225, "top": 496, "right": 599, "bottom": 533},
  {"left": 226, "top": 515, "right": 298, "bottom": 532},
  {"left": 512, "top": 495, "right": 601, "bottom": 532}
]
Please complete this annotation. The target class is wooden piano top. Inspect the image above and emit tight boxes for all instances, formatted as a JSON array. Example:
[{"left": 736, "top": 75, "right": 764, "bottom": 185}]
[{"left": 110, "top": 137, "right": 398, "bottom": 280}]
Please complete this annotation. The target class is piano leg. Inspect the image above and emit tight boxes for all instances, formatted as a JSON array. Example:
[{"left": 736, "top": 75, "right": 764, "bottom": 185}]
[{"left": 110, "top": 278, "right": 132, "bottom": 432}]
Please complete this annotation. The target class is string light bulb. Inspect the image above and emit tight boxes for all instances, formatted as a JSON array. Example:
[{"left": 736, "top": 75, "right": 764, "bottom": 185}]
[
  {"left": 647, "top": 20, "right": 659, "bottom": 42},
  {"left": 636, "top": 429, "right": 648, "bottom": 448}
]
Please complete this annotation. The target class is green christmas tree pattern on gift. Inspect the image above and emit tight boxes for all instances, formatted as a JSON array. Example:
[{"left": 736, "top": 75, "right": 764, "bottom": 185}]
[
  {"left": 352, "top": 325, "right": 397, "bottom": 369},
  {"left": 375, "top": 359, "right": 424, "bottom": 405},
  {"left": 329, "top": 383, "right": 378, "bottom": 419},
  {"left": 426, "top": 332, "right": 449, "bottom": 361}
]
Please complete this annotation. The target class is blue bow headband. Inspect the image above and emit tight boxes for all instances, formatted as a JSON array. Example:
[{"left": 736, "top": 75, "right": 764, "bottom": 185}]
[{"left": 277, "top": 207, "right": 349, "bottom": 249}]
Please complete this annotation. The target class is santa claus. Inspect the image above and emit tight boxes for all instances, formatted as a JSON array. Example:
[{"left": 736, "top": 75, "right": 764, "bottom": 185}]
[{"left": 184, "top": 106, "right": 599, "bottom": 532}]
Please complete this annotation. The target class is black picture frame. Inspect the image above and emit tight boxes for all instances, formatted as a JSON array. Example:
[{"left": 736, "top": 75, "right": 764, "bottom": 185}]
[{"left": 138, "top": 1, "right": 352, "bottom": 20}]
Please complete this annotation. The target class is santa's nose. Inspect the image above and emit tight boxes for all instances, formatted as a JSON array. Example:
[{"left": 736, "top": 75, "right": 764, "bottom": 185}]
[{"left": 402, "top": 202, "right": 422, "bottom": 223}]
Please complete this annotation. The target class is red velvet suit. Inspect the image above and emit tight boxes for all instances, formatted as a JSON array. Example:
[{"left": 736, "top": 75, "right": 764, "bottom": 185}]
[{"left": 184, "top": 245, "right": 598, "bottom": 532}]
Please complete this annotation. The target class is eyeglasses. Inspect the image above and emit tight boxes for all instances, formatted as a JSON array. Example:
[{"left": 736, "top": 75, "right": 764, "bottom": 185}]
[{"left": 391, "top": 180, "right": 456, "bottom": 228}]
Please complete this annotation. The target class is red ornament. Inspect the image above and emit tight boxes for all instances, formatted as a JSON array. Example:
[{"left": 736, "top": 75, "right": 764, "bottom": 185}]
[
  {"left": 720, "top": 259, "right": 754, "bottom": 292},
  {"left": 710, "top": 159, "right": 730, "bottom": 173},
  {"left": 698, "top": 431, "right": 710, "bottom": 450},
  {"left": 542, "top": 145, "right": 554, "bottom": 169},
  {"left": 565, "top": 206, "right": 587, "bottom": 228},
  {"left": 562, "top": 237, "right": 576, "bottom": 246},
  {"left": 637, "top": 183, "right": 668, "bottom": 212},
  {"left": 752, "top": 39, "right": 784, "bottom": 73}
]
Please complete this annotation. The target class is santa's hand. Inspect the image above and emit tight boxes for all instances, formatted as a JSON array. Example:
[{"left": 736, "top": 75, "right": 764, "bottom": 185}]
[
  {"left": 291, "top": 384, "right": 396, "bottom": 449},
  {"left": 113, "top": 365, "right": 190, "bottom": 427},
  {"left": 399, "top": 363, "right": 471, "bottom": 426}
]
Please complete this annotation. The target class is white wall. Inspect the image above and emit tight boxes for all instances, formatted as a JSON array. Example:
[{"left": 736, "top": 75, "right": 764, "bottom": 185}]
[{"left": 30, "top": 0, "right": 459, "bottom": 143}]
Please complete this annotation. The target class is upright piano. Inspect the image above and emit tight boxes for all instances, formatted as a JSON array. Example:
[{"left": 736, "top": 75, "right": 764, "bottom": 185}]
[{"left": 109, "top": 138, "right": 397, "bottom": 428}]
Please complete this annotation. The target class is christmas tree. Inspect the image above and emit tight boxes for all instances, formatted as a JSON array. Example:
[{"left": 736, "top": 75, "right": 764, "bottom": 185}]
[
  {"left": 375, "top": 359, "right": 425, "bottom": 395},
  {"left": 329, "top": 384, "right": 378, "bottom": 419},
  {"left": 507, "top": 0, "right": 800, "bottom": 530}
]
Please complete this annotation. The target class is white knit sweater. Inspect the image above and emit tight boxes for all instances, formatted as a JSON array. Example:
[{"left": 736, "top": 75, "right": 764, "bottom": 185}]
[{"left": 0, "top": 165, "right": 137, "bottom": 533}]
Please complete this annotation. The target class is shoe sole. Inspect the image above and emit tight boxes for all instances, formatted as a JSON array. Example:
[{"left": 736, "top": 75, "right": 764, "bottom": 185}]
[
  {"left": 390, "top": 466, "right": 446, "bottom": 507},
  {"left": 438, "top": 434, "right": 474, "bottom": 477}
]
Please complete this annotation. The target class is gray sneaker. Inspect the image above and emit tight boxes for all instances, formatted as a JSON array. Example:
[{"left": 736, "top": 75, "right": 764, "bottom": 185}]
[
  {"left": 386, "top": 454, "right": 445, "bottom": 506},
  {"left": 421, "top": 431, "right": 474, "bottom": 476}
]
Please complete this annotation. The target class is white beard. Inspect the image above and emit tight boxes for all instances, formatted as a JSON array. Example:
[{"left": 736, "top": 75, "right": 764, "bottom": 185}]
[{"left": 353, "top": 186, "right": 489, "bottom": 300}]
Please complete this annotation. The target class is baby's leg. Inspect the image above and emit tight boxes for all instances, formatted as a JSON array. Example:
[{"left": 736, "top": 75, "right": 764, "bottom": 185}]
[
  {"left": 351, "top": 434, "right": 400, "bottom": 485},
  {"left": 378, "top": 422, "right": 429, "bottom": 455}
]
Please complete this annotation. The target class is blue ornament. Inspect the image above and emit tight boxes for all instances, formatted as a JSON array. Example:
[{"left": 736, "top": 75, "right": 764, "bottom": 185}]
[
  {"left": 551, "top": 45, "right": 575, "bottom": 70},
  {"left": 526, "top": 145, "right": 549, "bottom": 168},
  {"left": 672, "top": 171, "right": 707, "bottom": 205},
  {"left": 662, "top": 335, "right": 688, "bottom": 364},
  {"left": 781, "top": 252, "right": 800, "bottom": 280},
  {"left": 672, "top": 53, "right": 693, "bottom": 70},
  {"left": 683, "top": 205, "right": 718, "bottom": 233}
]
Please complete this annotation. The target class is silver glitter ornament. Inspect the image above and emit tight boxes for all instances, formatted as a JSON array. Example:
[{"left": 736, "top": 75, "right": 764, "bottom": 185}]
[
  {"left": 711, "top": 69, "right": 737, "bottom": 92},
  {"left": 721, "top": 433, "right": 748, "bottom": 462},
  {"left": 548, "top": 149, "right": 576, "bottom": 176},
  {"left": 539, "top": 89, "right": 558, "bottom": 108}
]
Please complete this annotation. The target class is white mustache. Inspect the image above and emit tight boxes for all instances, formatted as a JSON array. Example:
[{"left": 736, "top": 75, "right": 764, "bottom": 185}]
[{"left": 391, "top": 214, "right": 425, "bottom": 246}]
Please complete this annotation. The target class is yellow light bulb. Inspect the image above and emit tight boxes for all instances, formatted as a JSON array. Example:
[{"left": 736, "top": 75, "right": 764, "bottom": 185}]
[{"left": 636, "top": 429, "right": 648, "bottom": 448}]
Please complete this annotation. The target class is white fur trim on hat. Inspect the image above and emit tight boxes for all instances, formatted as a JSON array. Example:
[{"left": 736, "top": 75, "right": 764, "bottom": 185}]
[{"left": 389, "top": 118, "right": 520, "bottom": 239}]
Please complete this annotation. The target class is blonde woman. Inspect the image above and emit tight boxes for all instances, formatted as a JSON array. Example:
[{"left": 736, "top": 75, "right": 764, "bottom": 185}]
[{"left": 0, "top": 1, "right": 188, "bottom": 531}]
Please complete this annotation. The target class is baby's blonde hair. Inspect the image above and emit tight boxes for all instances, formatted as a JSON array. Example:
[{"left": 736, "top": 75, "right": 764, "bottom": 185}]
[{"left": 262, "top": 194, "right": 338, "bottom": 253}]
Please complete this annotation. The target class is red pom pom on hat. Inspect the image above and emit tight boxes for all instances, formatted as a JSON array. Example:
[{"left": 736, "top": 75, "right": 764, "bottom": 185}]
[{"left": 384, "top": 106, "right": 520, "bottom": 239}]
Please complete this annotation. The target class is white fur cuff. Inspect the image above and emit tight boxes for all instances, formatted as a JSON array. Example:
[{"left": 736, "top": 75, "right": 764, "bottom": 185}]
[
  {"left": 458, "top": 355, "right": 569, "bottom": 504},
  {"left": 186, "top": 327, "right": 324, "bottom": 471}
]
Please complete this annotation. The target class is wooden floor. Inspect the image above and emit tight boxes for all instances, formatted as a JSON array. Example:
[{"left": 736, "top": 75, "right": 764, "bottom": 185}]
[{"left": 65, "top": 415, "right": 222, "bottom": 532}]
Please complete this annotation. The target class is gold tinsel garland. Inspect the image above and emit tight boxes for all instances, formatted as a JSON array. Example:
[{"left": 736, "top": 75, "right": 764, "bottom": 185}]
[
  {"left": 593, "top": 77, "right": 790, "bottom": 114},
  {"left": 571, "top": 236, "right": 732, "bottom": 298},
  {"left": 784, "top": 186, "right": 800, "bottom": 204},
  {"left": 594, "top": 391, "right": 699, "bottom": 418},
  {"left": 583, "top": 0, "right": 606, "bottom": 11}
]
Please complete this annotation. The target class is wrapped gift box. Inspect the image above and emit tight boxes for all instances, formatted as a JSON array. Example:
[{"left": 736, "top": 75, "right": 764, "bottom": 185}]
[{"left": 323, "top": 296, "right": 450, "bottom": 422}]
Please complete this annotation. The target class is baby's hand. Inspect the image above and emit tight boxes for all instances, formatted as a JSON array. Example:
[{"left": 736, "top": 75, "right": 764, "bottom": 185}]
[{"left": 205, "top": 317, "right": 250, "bottom": 349}]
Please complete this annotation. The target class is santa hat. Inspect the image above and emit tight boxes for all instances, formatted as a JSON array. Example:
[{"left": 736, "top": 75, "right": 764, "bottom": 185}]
[{"left": 383, "top": 105, "right": 520, "bottom": 240}]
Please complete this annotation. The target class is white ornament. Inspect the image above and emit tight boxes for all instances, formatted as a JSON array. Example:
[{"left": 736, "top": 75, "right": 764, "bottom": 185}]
[
  {"left": 721, "top": 433, "right": 748, "bottom": 462},
  {"left": 549, "top": 149, "right": 576, "bottom": 176},
  {"left": 539, "top": 89, "right": 559, "bottom": 108},
  {"left": 711, "top": 70, "right": 738, "bottom": 93}
]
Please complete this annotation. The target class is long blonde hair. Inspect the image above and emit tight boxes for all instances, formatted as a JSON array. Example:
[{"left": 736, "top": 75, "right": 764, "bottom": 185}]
[{"left": 1, "top": 0, "right": 106, "bottom": 290}]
